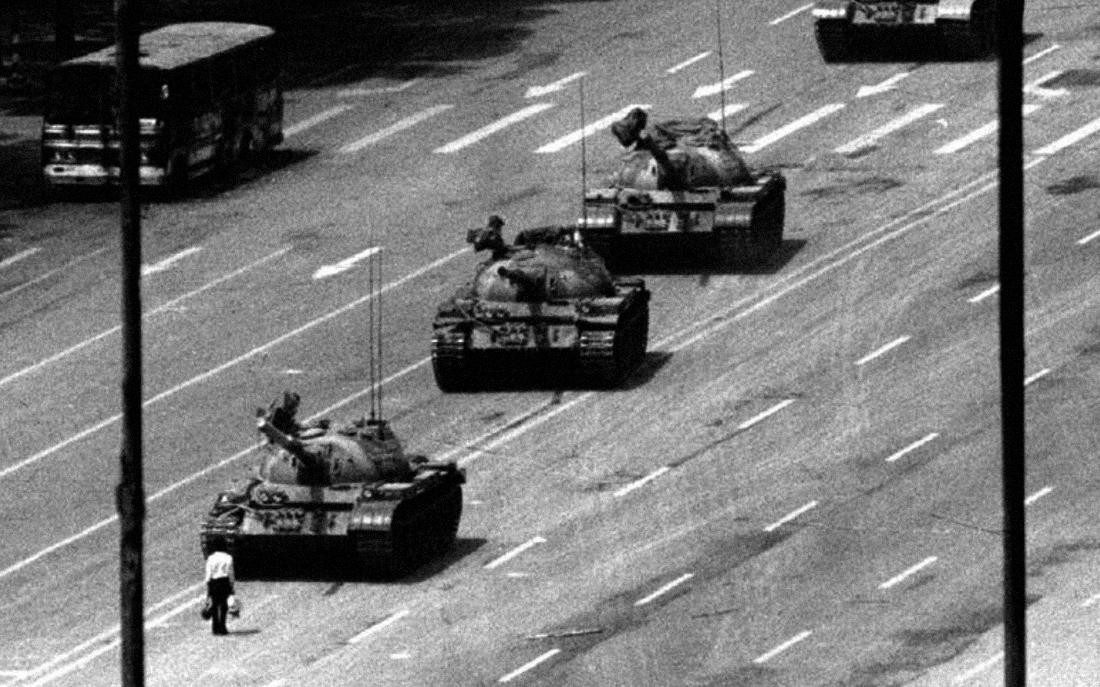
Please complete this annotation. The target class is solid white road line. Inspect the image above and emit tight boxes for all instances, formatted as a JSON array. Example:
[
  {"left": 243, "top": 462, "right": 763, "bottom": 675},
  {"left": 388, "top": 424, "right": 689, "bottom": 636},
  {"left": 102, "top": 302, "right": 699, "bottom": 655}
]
[
  {"left": 0, "top": 247, "right": 41, "bottom": 269},
  {"left": 967, "top": 284, "right": 1000, "bottom": 303},
  {"left": 835, "top": 103, "right": 944, "bottom": 155},
  {"left": 349, "top": 609, "right": 411, "bottom": 644},
  {"left": 666, "top": 51, "right": 711, "bottom": 74},
  {"left": 879, "top": 556, "right": 938, "bottom": 589},
  {"left": 141, "top": 246, "right": 202, "bottom": 276},
  {"left": 614, "top": 466, "right": 671, "bottom": 498},
  {"left": 313, "top": 246, "right": 381, "bottom": 280},
  {"left": 535, "top": 104, "right": 650, "bottom": 153},
  {"left": 1033, "top": 116, "right": 1100, "bottom": 156},
  {"left": 634, "top": 573, "right": 694, "bottom": 606},
  {"left": 1024, "top": 486, "right": 1053, "bottom": 506},
  {"left": 707, "top": 103, "right": 749, "bottom": 123},
  {"left": 855, "top": 336, "right": 911, "bottom": 366},
  {"left": 0, "top": 248, "right": 107, "bottom": 301},
  {"left": 953, "top": 652, "right": 1003, "bottom": 684},
  {"left": 1024, "top": 368, "right": 1050, "bottom": 386},
  {"left": 0, "top": 247, "right": 289, "bottom": 392},
  {"left": 738, "top": 399, "right": 795, "bottom": 430},
  {"left": 484, "top": 537, "right": 547, "bottom": 570},
  {"left": 692, "top": 70, "right": 754, "bottom": 99},
  {"left": 935, "top": 104, "right": 1041, "bottom": 154},
  {"left": 764, "top": 500, "right": 819, "bottom": 532},
  {"left": 741, "top": 104, "right": 845, "bottom": 154},
  {"left": 752, "top": 630, "right": 812, "bottom": 664},
  {"left": 283, "top": 104, "right": 353, "bottom": 138},
  {"left": 885, "top": 433, "right": 939, "bottom": 463},
  {"left": 434, "top": 103, "right": 555, "bottom": 153},
  {"left": 1077, "top": 228, "right": 1100, "bottom": 245},
  {"left": 498, "top": 649, "right": 561, "bottom": 683},
  {"left": 1023, "top": 44, "right": 1060, "bottom": 64},
  {"left": 339, "top": 104, "right": 454, "bottom": 153},
  {"left": 770, "top": 3, "right": 813, "bottom": 25}
]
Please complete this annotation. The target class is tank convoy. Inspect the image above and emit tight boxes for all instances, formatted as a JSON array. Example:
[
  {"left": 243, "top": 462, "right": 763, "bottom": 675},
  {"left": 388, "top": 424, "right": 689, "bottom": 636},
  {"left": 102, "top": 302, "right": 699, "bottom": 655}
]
[
  {"left": 200, "top": 394, "right": 465, "bottom": 577},
  {"left": 812, "top": 0, "right": 996, "bottom": 62},
  {"left": 576, "top": 108, "right": 785, "bottom": 270},
  {"left": 431, "top": 217, "right": 650, "bottom": 391}
]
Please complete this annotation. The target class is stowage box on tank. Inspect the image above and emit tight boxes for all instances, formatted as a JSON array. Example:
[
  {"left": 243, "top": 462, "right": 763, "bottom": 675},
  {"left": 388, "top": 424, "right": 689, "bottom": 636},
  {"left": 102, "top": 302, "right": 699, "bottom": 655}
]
[{"left": 200, "top": 408, "right": 464, "bottom": 577}]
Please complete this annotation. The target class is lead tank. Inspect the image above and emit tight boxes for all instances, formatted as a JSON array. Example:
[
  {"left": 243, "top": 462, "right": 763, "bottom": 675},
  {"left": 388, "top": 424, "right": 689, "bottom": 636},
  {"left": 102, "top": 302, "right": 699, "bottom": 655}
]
[
  {"left": 200, "top": 403, "right": 465, "bottom": 576},
  {"left": 431, "top": 220, "right": 650, "bottom": 390},
  {"left": 812, "top": 1, "right": 996, "bottom": 62},
  {"left": 577, "top": 109, "right": 785, "bottom": 270}
]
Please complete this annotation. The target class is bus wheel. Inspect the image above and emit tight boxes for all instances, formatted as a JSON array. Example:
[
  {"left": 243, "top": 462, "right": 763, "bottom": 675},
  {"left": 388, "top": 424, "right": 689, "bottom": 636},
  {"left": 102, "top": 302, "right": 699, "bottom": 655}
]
[{"left": 164, "top": 155, "right": 189, "bottom": 199}]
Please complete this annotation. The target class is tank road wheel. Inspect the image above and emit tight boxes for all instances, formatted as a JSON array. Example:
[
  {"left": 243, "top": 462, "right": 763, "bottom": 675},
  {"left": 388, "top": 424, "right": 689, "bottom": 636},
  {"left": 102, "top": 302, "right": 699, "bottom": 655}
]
[
  {"left": 940, "top": 1, "right": 995, "bottom": 60},
  {"left": 432, "top": 330, "right": 472, "bottom": 392},
  {"left": 814, "top": 20, "right": 854, "bottom": 63}
]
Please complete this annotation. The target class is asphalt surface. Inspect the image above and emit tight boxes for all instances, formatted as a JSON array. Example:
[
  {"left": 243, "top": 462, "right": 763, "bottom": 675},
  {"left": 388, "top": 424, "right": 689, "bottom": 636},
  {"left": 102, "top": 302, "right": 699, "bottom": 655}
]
[{"left": 0, "top": 0, "right": 1098, "bottom": 685}]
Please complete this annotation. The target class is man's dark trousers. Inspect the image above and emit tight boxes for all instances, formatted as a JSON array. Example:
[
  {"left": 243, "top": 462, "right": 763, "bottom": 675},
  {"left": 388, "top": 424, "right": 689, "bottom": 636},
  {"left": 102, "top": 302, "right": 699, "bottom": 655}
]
[{"left": 207, "top": 577, "right": 232, "bottom": 635}]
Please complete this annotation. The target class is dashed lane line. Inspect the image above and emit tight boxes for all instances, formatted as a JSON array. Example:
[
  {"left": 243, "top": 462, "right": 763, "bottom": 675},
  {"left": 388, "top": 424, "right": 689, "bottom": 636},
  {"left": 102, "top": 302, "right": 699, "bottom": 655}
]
[
  {"left": 934, "top": 104, "right": 1041, "bottom": 155},
  {"left": 763, "top": 500, "right": 819, "bottom": 532},
  {"left": 614, "top": 466, "right": 671, "bottom": 498},
  {"left": 740, "top": 103, "right": 845, "bottom": 154},
  {"left": 692, "top": 70, "right": 754, "bottom": 99},
  {"left": 634, "top": 573, "right": 694, "bottom": 606},
  {"left": 953, "top": 652, "right": 1003, "bottom": 684},
  {"left": 1077, "top": 229, "right": 1100, "bottom": 245},
  {"left": 707, "top": 103, "right": 749, "bottom": 123},
  {"left": 967, "top": 285, "right": 1000, "bottom": 303},
  {"left": 1023, "top": 44, "right": 1060, "bottom": 64},
  {"left": 0, "top": 248, "right": 40, "bottom": 269},
  {"left": 884, "top": 433, "right": 939, "bottom": 463},
  {"left": 666, "top": 51, "right": 711, "bottom": 74},
  {"left": 283, "top": 105, "right": 353, "bottom": 138},
  {"left": 535, "top": 104, "right": 650, "bottom": 154},
  {"left": 855, "top": 336, "right": 911, "bottom": 366},
  {"left": 434, "top": 103, "right": 556, "bottom": 153},
  {"left": 835, "top": 103, "right": 944, "bottom": 156},
  {"left": 141, "top": 246, "right": 202, "bottom": 277},
  {"left": 752, "top": 630, "right": 812, "bottom": 664},
  {"left": 339, "top": 104, "right": 454, "bottom": 153},
  {"left": 1024, "top": 485, "right": 1053, "bottom": 506},
  {"left": 348, "top": 609, "right": 411, "bottom": 644},
  {"left": 484, "top": 537, "right": 547, "bottom": 570},
  {"left": 498, "top": 649, "right": 561, "bottom": 683},
  {"left": 878, "top": 556, "right": 938, "bottom": 590},
  {"left": 1033, "top": 115, "right": 1100, "bottom": 156},
  {"left": 0, "top": 248, "right": 107, "bottom": 301},
  {"left": 1024, "top": 368, "right": 1050, "bottom": 386},
  {"left": 770, "top": 3, "right": 813, "bottom": 25},
  {"left": 738, "top": 399, "right": 795, "bottom": 430}
]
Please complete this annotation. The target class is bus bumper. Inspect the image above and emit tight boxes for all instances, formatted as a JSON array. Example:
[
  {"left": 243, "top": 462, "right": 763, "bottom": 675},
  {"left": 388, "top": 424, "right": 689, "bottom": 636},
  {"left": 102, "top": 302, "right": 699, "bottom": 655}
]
[{"left": 43, "top": 164, "right": 167, "bottom": 186}]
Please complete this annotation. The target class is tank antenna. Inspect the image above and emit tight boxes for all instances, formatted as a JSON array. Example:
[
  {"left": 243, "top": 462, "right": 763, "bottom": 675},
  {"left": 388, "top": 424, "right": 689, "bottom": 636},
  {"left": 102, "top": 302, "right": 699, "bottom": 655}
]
[
  {"left": 576, "top": 77, "right": 588, "bottom": 246},
  {"left": 367, "top": 225, "right": 377, "bottom": 422},
  {"left": 376, "top": 239, "right": 384, "bottom": 424},
  {"left": 714, "top": 0, "right": 729, "bottom": 137}
]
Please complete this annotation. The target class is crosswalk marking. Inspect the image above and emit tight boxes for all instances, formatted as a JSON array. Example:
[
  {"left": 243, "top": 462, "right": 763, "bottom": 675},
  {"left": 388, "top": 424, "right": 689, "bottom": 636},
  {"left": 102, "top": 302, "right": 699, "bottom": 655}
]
[
  {"left": 934, "top": 104, "right": 1041, "bottom": 154},
  {"left": 434, "top": 103, "right": 555, "bottom": 153},
  {"left": 534, "top": 104, "right": 650, "bottom": 154},
  {"left": 339, "top": 104, "right": 454, "bottom": 153},
  {"left": 741, "top": 103, "right": 845, "bottom": 154},
  {"left": 834, "top": 103, "right": 944, "bottom": 156}
]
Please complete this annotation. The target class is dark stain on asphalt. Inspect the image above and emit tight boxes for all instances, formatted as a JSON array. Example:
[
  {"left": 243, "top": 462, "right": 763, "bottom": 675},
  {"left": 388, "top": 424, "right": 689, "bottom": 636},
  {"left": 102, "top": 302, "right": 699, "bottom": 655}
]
[
  {"left": 491, "top": 185, "right": 544, "bottom": 208},
  {"left": 479, "top": 410, "right": 506, "bottom": 423},
  {"left": 801, "top": 175, "right": 903, "bottom": 199},
  {"left": 956, "top": 270, "right": 997, "bottom": 290},
  {"left": 727, "top": 103, "right": 783, "bottom": 137},
  {"left": 1028, "top": 537, "right": 1100, "bottom": 575},
  {"left": 1045, "top": 174, "right": 1100, "bottom": 195}
]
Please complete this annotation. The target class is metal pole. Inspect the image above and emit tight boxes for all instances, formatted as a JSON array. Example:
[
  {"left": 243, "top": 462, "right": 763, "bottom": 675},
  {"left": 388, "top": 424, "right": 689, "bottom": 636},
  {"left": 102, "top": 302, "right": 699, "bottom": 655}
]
[
  {"left": 115, "top": 0, "right": 145, "bottom": 684},
  {"left": 997, "top": 2, "right": 1026, "bottom": 685}
]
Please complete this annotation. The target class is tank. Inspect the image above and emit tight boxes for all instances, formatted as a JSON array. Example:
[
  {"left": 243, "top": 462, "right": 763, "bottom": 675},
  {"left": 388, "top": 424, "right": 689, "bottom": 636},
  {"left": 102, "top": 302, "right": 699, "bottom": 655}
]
[
  {"left": 812, "top": 1, "right": 996, "bottom": 62},
  {"left": 200, "top": 407, "right": 465, "bottom": 577},
  {"left": 577, "top": 110, "right": 785, "bottom": 270},
  {"left": 431, "top": 223, "right": 650, "bottom": 391}
]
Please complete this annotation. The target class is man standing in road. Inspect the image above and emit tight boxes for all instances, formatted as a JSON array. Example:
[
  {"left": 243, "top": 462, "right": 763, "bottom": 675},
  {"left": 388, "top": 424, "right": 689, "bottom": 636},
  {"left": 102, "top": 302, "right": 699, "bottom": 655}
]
[{"left": 204, "top": 537, "right": 235, "bottom": 636}]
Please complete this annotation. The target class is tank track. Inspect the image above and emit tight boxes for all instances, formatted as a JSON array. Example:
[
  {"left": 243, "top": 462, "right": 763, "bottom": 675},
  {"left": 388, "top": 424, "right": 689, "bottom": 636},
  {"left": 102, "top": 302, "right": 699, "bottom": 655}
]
[
  {"left": 432, "top": 330, "right": 471, "bottom": 392},
  {"left": 578, "top": 302, "right": 649, "bottom": 387},
  {"left": 353, "top": 483, "right": 463, "bottom": 577},
  {"left": 814, "top": 20, "right": 854, "bottom": 63},
  {"left": 717, "top": 185, "right": 783, "bottom": 269}
]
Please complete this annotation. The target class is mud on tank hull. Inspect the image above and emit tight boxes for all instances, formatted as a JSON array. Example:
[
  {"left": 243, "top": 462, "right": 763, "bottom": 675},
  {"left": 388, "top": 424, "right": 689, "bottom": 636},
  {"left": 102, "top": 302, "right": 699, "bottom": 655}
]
[
  {"left": 578, "top": 173, "right": 784, "bottom": 271},
  {"left": 431, "top": 280, "right": 649, "bottom": 391},
  {"left": 200, "top": 463, "right": 464, "bottom": 577},
  {"left": 812, "top": 0, "right": 996, "bottom": 62}
]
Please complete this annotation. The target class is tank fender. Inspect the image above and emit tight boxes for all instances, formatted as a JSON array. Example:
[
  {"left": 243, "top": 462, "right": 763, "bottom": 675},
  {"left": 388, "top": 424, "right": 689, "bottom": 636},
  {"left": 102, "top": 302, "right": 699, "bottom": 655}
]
[
  {"left": 348, "top": 500, "right": 398, "bottom": 533},
  {"left": 937, "top": 0, "right": 976, "bottom": 20}
]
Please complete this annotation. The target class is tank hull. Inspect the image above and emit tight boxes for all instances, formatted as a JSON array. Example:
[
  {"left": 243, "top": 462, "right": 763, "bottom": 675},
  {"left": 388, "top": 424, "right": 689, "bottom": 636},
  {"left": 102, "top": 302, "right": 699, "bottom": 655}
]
[
  {"left": 812, "top": 1, "right": 995, "bottom": 61},
  {"left": 578, "top": 174, "right": 785, "bottom": 271}
]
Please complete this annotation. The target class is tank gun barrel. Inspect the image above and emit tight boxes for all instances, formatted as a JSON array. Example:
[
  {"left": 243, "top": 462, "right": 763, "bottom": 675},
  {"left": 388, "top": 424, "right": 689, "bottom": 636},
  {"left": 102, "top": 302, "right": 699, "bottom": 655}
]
[{"left": 257, "top": 417, "right": 320, "bottom": 469}]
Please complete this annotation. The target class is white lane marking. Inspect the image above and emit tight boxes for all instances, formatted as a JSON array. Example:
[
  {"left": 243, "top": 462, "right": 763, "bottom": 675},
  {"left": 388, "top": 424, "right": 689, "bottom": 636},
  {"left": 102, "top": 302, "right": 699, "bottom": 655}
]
[
  {"left": 1023, "top": 44, "right": 1060, "bottom": 64},
  {"left": 0, "top": 247, "right": 41, "bottom": 269},
  {"left": 1024, "top": 368, "right": 1050, "bottom": 386},
  {"left": 484, "top": 537, "right": 547, "bottom": 570},
  {"left": 336, "top": 78, "right": 421, "bottom": 97},
  {"left": 707, "top": 103, "right": 749, "bottom": 123},
  {"left": 1033, "top": 115, "right": 1100, "bottom": 156},
  {"left": 741, "top": 104, "right": 845, "bottom": 154},
  {"left": 1023, "top": 70, "right": 1068, "bottom": 98},
  {"left": 879, "top": 555, "right": 938, "bottom": 589},
  {"left": 499, "top": 649, "right": 561, "bottom": 683},
  {"left": 339, "top": 104, "right": 454, "bottom": 153},
  {"left": 313, "top": 246, "right": 381, "bottom": 280},
  {"left": 348, "top": 609, "right": 410, "bottom": 644},
  {"left": 763, "top": 500, "right": 819, "bottom": 532},
  {"left": 692, "top": 70, "right": 754, "bottom": 99},
  {"left": 0, "top": 671, "right": 30, "bottom": 678},
  {"left": 856, "top": 72, "right": 911, "bottom": 98},
  {"left": 0, "top": 248, "right": 107, "bottom": 301},
  {"left": 934, "top": 104, "right": 1041, "bottom": 154},
  {"left": 967, "top": 284, "right": 1000, "bottom": 303},
  {"left": 835, "top": 103, "right": 945, "bottom": 155},
  {"left": 525, "top": 71, "right": 587, "bottom": 98},
  {"left": 634, "top": 573, "right": 694, "bottom": 606},
  {"left": 1077, "top": 228, "right": 1100, "bottom": 245},
  {"left": 1024, "top": 486, "right": 1053, "bottom": 506},
  {"left": 752, "top": 630, "right": 812, "bottom": 664},
  {"left": 855, "top": 336, "right": 911, "bottom": 366},
  {"left": 260, "top": 681, "right": 287, "bottom": 687},
  {"left": 535, "top": 104, "right": 650, "bottom": 153},
  {"left": 140, "top": 246, "right": 202, "bottom": 277},
  {"left": 283, "top": 104, "right": 353, "bottom": 138},
  {"left": 434, "top": 103, "right": 555, "bottom": 153},
  {"left": 614, "top": 466, "right": 671, "bottom": 498},
  {"left": 770, "top": 3, "right": 813, "bottom": 25},
  {"left": 390, "top": 651, "right": 412, "bottom": 660},
  {"left": 0, "top": 246, "right": 289, "bottom": 391},
  {"left": 885, "top": 433, "right": 939, "bottom": 463},
  {"left": 738, "top": 399, "right": 795, "bottom": 430},
  {"left": 953, "top": 652, "right": 1003, "bottom": 684},
  {"left": 0, "top": 247, "right": 459, "bottom": 485},
  {"left": 1082, "top": 593, "right": 1100, "bottom": 608},
  {"left": 666, "top": 51, "right": 712, "bottom": 74}
]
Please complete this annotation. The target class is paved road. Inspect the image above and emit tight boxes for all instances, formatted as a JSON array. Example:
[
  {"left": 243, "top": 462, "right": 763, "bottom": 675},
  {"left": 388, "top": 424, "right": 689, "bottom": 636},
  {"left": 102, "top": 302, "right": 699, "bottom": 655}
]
[{"left": 0, "top": 0, "right": 1097, "bottom": 685}]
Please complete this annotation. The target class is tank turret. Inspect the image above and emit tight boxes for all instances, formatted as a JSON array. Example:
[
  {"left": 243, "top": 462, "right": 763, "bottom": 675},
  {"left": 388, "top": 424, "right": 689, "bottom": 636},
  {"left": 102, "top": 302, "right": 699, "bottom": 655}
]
[{"left": 431, "top": 219, "right": 649, "bottom": 391}]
